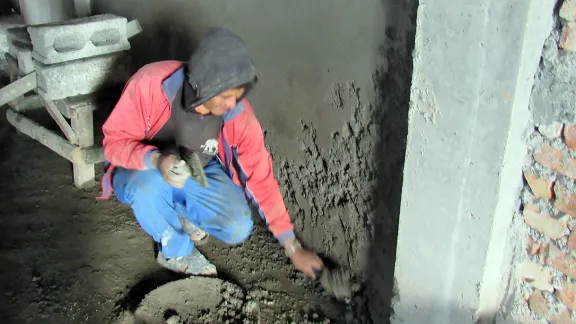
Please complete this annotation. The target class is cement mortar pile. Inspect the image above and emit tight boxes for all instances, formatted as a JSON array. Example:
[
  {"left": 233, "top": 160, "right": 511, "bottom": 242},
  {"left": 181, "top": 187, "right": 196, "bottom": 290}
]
[{"left": 133, "top": 277, "right": 244, "bottom": 324}]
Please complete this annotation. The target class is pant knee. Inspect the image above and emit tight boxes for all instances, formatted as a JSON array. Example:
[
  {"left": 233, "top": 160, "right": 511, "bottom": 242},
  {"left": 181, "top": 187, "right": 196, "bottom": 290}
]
[
  {"left": 114, "top": 168, "right": 168, "bottom": 205},
  {"left": 221, "top": 214, "right": 253, "bottom": 245}
]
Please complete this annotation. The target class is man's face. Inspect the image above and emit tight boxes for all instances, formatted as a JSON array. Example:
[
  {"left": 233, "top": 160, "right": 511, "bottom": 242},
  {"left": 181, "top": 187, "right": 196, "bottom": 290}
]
[{"left": 202, "top": 87, "right": 246, "bottom": 116}]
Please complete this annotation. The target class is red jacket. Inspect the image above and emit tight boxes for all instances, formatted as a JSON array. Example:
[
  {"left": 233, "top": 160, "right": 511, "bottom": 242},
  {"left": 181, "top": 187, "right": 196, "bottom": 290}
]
[{"left": 100, "top": 61, "right": 295, "bottom": 244}]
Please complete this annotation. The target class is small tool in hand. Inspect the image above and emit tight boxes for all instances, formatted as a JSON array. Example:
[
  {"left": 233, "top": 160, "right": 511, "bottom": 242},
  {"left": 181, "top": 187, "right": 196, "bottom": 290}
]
[
  {"left": 178, "top": 146, "right": 208, "bottom": 188},
  {"left": 312, "top": 263, "right": 353, "bottom": 301}
]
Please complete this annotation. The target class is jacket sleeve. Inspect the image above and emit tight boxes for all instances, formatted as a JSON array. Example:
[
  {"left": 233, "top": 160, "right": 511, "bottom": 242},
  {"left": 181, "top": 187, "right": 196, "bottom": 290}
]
[
  {"left": 102, "top": 76, "right": 158, "bottom": 170},
  {"left": 235, "top": 114, "right": 295, "bottom": 245}
]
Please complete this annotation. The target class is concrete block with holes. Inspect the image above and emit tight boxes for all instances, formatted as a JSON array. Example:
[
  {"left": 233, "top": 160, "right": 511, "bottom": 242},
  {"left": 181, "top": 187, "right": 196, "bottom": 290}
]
[
  {"left": 35, "top": 51, "right": 131, "bottom": 100},
  {"left": 6, "top": 27, "right": 34, "bottom": 74},
  {"left": 27, "top": 14, "right": 130, "bottom": 64}
]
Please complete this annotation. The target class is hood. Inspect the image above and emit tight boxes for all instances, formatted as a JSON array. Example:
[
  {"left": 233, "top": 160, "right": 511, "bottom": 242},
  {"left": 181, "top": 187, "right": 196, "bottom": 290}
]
[{"left": 186, "top": 27, "right": 257, "bottom": 107}]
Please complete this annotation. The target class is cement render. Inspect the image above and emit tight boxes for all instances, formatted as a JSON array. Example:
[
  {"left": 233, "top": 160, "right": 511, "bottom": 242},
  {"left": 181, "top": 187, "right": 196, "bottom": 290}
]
[{"left": 93, "top": 0, "right": 415, "bottom": 322}]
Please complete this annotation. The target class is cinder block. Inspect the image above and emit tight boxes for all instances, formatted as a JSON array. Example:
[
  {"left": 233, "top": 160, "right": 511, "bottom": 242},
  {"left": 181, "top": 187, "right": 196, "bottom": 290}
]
[
  {"left": 5, "top": 52, "right": 19, "bottom": 80},
  {"left": 9, "top": 43, "right": 34, "bottom": 74},
  {"left": 0, "top": 14, "right": 25, "bottom": 54},
  {"left": 27, "top": 14, "right": 130, "bottom": 64},
  {"left": 6, "top": 26, "right": 31, "bottom": 46},
  {"left": 126, "top": 19, "right": 142, "bottom": 38},
  {"left": 35, "top": 51, "right": 131, "bottom": 100},
  {"left": 6, "top": 27, "right": 35, "bottom": 74}
]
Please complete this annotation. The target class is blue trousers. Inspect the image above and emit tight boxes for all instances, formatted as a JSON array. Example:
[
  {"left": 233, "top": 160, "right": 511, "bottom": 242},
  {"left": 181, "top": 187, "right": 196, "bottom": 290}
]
[{"left": 112, "top": 159, "right": 253, "bottom": 258}]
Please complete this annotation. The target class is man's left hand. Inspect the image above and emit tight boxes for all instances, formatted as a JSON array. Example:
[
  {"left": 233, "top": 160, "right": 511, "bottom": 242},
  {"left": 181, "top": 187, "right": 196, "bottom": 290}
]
[{"left": 286, "top": 241, "right": 324, "bottom": 279}]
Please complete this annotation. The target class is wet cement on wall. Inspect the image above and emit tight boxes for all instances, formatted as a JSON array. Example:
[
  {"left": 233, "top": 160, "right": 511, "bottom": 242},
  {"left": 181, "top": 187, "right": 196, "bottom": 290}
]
[{"left": 93, "top": 0, "right": 417, "bottom": 322}]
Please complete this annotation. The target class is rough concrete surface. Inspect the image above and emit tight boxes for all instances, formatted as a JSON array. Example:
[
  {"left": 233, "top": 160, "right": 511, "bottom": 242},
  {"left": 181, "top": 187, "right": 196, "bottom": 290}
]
[
  {"left": 35, "top": 51, "right": 131, "bottom": 100},
  {"left": 531, "top": 18, "right": 576, "bottom": 124},
  {"left": 0, "top": 0, "right": 416, "bottom": 322},
  {"left": 28, "top": 14, "right": 130, "bottom": 64},
  {"left": 0, "top": 14, "right": 24, "bottom": 79},
  {"left": 6, "top": 27, "right": 34, "bottom": 74},
  {"left": 93, "top": 0, "right": 416, "bottom": 322}
]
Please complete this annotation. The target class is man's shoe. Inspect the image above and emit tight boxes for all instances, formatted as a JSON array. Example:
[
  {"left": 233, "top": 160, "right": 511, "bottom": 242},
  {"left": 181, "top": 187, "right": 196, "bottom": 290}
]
[
  {"left": 157, "top": 249, "right": 217, "bottom": 276},
  {"left": 178, "top": 215, "right": 210, "bottom": 246}
]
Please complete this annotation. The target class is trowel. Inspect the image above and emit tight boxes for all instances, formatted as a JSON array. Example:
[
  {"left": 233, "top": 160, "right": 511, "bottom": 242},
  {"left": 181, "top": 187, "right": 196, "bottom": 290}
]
[
  {"left": 178, "top": 146, "right": 208, "bottom": 188},
  {"left": 313, "top": 262, "right": 355, "bottom": 301}
]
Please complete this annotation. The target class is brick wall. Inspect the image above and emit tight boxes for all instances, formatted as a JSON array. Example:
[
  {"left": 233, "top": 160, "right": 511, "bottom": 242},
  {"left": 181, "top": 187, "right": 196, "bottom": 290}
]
[
  {"left": 519, "top": 124, "right": 576, "bottom": 323},
  {"left": 513, "top": 0, "right": 576, "bottom": 321}
]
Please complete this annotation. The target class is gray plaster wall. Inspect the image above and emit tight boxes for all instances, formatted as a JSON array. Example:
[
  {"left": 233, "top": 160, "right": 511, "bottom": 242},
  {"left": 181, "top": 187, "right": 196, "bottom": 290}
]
[
  {"left": 393, "top": 0, "right": 554, "bottom": 323},
  {"left": 93, "top": 0, "right": 417, "bottom": 322}
]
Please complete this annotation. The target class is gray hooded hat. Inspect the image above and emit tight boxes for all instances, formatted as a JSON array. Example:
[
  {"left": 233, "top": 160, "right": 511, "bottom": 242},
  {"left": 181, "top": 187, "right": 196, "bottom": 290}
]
[{"left": 185, "top": 27, "right": 257, "bottom": 107}]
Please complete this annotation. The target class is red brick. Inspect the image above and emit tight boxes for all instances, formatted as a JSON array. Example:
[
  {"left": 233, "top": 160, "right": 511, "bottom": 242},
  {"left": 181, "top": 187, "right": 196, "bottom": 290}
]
[
  {"left": 518, "top": 260, "right": 554, "bottom": 292},
  {"left": 557, "top": 280, "right": 576, "bottom": 312},
  {"left": 561, "top": 0, "right": 576, "bottom": 22},
  {"left": 527, "top": 236, "right": 542, "bottom": 255},
  {"left": 523, "top": 205, "right": 566, "bottom": 239},
  {"left": 540, "top": 242, "right": 550, "bottom": 264},
  {"left": 565, "top": 124, "right": 576, "bottom": 151},
  {"left": 539, "top": 123, "right": 564, "bottom": 140},
  {"left": 555, "top": 184, "right": 576, "bottom": 217},
  {"left": 528, "top": 291, "right": 550, "bottom": 319},
  {"left": 561, "top": 23, "right": 576, "bottom": 52},
  {"left": 524, "top": 171, "right": 555, "bottom": 199},
  {"left": 570, "top": 230, "right": 576, "bottom": 252},
  {"left": 548, "top": 244, "right": 576, "bottom": 279},
  {"left": 550, "top": 309, "right": 573, "bottom": 324},
  {"left": 534, "top": 144, "right": 576, "bottom": 179}
]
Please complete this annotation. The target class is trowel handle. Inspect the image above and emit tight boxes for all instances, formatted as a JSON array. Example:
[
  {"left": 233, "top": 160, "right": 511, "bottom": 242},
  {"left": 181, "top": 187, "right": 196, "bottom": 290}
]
[{"left": 312, "top": 267, "right": 324, "bottom": 281}]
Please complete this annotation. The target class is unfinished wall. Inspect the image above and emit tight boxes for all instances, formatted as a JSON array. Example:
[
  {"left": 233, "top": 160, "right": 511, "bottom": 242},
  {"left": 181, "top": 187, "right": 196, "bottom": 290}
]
[
  {"left": 505, "top": 1, "right": 576, "bottom": 322},
  {"left": 392, "top": 0, "right": 555, "bottom": 323},
  {"left": 92, "top": 0, "right": 417, "bottom": 322}
]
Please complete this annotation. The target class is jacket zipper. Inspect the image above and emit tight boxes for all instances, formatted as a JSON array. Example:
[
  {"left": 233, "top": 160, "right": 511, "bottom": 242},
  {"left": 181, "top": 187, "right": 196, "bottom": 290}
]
[{"left": 146, "top": 117, "right": 152, "bottom": 136}]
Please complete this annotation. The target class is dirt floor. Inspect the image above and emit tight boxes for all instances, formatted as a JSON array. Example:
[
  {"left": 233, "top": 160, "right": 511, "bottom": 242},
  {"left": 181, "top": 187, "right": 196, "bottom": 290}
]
[{"left": 0, "top": 102, "right": 363, "bottom": 324}]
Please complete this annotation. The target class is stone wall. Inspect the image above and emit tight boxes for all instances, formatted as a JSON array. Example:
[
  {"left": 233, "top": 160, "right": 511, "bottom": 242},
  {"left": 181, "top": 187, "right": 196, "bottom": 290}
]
[{"left": 511, "top": 1, "right": 576, "bottom": 322}]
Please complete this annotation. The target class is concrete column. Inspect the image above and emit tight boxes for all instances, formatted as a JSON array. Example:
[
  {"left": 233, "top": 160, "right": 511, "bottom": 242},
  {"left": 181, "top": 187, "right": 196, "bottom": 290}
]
[
  {"left": 74, "top": 0, "right": 92, "bottom": 17},
  {"left": 19, "top": 0, "right": 76, "bottom": 25},
  {"left": 392, "top": 1, "right": 556, "bottom": 323}
]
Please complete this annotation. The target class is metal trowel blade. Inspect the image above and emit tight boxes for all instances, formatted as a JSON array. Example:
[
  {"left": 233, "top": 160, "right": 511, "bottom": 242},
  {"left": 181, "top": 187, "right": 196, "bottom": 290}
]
[{"left": 179, "top": 148, "right": 208, "bottom": 188}]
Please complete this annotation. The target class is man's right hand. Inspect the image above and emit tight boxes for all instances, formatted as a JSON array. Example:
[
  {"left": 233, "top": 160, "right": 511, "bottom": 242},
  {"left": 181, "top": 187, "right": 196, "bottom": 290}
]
[{"left": 154, "top": 153, "right": 191, "bottom": 188}]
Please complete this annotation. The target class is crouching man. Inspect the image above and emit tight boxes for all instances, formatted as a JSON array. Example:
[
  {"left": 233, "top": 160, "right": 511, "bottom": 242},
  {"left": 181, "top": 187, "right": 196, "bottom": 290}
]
[{"left": 99, "top": 27, "right": 323, "bottom": 278}]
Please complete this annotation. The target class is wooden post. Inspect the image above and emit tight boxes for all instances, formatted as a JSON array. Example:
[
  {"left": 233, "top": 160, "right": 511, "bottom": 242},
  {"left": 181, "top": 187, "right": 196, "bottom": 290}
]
[
  {"left": 6, "top": 108, "right": 105, "bottom": 164},
  {"left": 70, "top": 105, "right": 96, "bottom": 188},
  {"left": 9, "top": 95, "right": 44, "bottom": 112},
  {"left": 0, "top": 72, "right": 36, "bottom": 107},
  {"left": 6, "top": 108, "right": 77, "bottom": 161},
  {"left": 5, "top": 53, "right": 19, "bottom": 83},
  {"left": 39, "top": 94, "right": 78, "bottom": 144}
]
